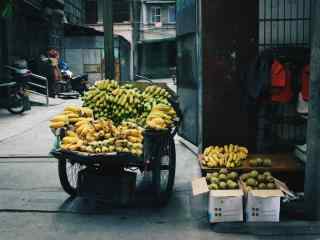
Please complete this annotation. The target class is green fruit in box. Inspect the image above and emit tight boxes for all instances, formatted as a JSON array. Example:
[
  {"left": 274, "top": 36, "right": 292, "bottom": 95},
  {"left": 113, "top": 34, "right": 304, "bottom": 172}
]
[
  {"left": 209, "top": 183, "right": 219, "bottom": 190},
  {"left": 249, "top": 159, "right": 258, "bottom": 167},
  {"left": 263, "top": 171, "right": 272, "bottom": 177},
  {"left": 219, "top": 174, "right": 227, "bottom": 181},
  {"left": 266, "top": 175, "right": 275, "bottom": 183},
  {"left": 258, "top": 183, "right": 266, "bottom": 189},
  {"left": 228, "top": 172, "right": 238, "bottom": 181},
  {"left": 263, "top": 158, "right": 272, "bottom": 167},
  {"left": 256, "top": 158, "right": 263, "bottom": 166},
  {"left": 227, "top": 181, "right": 238, "bottom": 189},
  {"left": 249, "top": 170, "right": 259, "bottom": 178},
  {"left": 246, "top": 178, "right": 257, "bottom": 187},
  {"left": 210, "top": 177, "right": 220, "bottom": 184},
  {"left": 257, "top": 174, "right": 265, "bottom": 183},
  {"left": 212, "top": 172, "right": 219, "bottom": 178},
  {"left": 219, "top": 181, "right": 227, "bottom": 189},
  {"left": 267, "top": 183, "right": 276, "bottom": 189}
]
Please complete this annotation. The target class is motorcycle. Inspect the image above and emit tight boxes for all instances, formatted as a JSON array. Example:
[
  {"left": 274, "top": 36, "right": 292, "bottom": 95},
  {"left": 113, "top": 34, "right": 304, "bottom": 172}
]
[
  {"left": 57, "top": 61, "right": 89, "bottom": 97},
  {"left": 0, "top": 62, "right": 31, "bottom": 114}
]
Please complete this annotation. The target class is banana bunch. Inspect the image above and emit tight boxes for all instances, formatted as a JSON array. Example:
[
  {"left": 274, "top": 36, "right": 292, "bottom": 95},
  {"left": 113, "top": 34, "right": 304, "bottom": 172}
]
[
  {"left": 82, "top": 80, "right": 174, "bottom": 128},
  {"left": 74, "top": 118, "right": 116, "bottom": 143},
  {"left": 49, "top": 106, "right": 93, "bottom": 129},
  {"left": 142, "top": 86, "right": 171, "bottom": 117},
  {"left": 82, "top": 80, "right": 144, "bottom": 124},
  {"left": 146, "top": 104, "right": 177, "bottom": 130},
  {"left": 60, "top": 117, "right": 144, "bottom": 156},
  {"left": 61, "top": 131, "right": 84, "bottom": 151},
  {"left": 94, "top": 79, "right": 118, "bottom": 91},
  {"left": 114, "top": 122, "right": 144, "bottom": 156},
  {"left": 142, "top": 86, "right": 171, "bottom": 100},
  {"left": 202, "top": 144, "right": 248, "bottom": 169},
  {"left": 49, "top": 114, "right": 69, "bottom": 129}
]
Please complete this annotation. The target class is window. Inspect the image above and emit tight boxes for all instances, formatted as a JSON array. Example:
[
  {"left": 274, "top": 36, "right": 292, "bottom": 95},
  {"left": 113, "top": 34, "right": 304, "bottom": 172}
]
[
  {"left": 151, "top": 7, "right": 161, "bottom": 23},
  {"left": 168, "top": 6, "right": 176, "bottom": 23}
]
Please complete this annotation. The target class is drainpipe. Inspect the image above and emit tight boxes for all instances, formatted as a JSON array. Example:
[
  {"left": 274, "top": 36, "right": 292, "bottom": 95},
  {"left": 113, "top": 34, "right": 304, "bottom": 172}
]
[{"left": 304, "top": 0, "right": 320, "bottom": 220}]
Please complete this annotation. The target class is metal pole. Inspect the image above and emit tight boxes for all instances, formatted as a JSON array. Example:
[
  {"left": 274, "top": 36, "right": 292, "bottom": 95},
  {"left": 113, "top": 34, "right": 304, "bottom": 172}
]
[
  {"left": 46, "top": 77, "right": 49, "bottom": 106},
  {"left": 304, "top": 0, "right": 320, "bottom": 220},
  {"left": 103, "top": 0, "right": 114, "bottom": 79}
]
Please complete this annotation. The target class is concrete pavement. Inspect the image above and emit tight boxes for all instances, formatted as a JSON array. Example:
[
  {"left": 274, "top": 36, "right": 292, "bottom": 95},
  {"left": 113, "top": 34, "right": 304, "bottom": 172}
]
[{"left": 0, "top": 98, "right": 81, "bottom": 157}]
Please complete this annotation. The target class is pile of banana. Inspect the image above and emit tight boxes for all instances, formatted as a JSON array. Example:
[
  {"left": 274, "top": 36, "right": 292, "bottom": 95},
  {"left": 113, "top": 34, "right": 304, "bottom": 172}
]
[
  {"left": 60, "top": 118, "right": 144, "bottom": 156},
  {"left": 146, "top": 104, "right": 177, "bottom": 130},
  {"left": 202, "top": 144, "right": 249, "bottom": 169},
  {"left": 142, "top": 85, "right": 171, "bottom": 111},
  {"left": 49, "top": 106, "right": 93, "bottom": 129},
  {"left": 114, "top": 122, "right": 143, "bottom": 156},
  {"left": 82, "top": 80, "right": 143, "bottom": 123},
  {"left": 142, "top": 85, "right": 171, "bottom": 100},
  {"left": 82, "top": 80, "right": 174, "bottom": 128}
]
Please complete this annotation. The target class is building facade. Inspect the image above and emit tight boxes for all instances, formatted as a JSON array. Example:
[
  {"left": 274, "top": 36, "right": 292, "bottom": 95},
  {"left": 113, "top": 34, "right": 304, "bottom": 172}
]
[
  {"left": 137, "top": 0, "right": 176, "bottom": 79},
  {"left": 64, "top": 0, "right": 86, "bottom": 25},
  {"left": 0, "top": 0, "right": 66, "bottom": 78},
  {"left": 84, "top": 0, "right": 134, "bottom": 80}
]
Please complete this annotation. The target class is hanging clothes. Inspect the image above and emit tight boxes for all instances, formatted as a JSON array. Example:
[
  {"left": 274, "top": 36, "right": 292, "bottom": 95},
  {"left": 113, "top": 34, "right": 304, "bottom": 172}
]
[
  {"left": 270, "top": 60, "right": 293, "bottom": 103},
  {"left": 301, "top": 64, "right": 310, "bottom": 101}
]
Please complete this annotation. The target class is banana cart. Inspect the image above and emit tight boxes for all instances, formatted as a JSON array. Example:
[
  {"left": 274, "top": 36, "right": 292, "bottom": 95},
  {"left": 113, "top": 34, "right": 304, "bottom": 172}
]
[{"left": 51, "top": 83, "right": 180, "bottom": 205}]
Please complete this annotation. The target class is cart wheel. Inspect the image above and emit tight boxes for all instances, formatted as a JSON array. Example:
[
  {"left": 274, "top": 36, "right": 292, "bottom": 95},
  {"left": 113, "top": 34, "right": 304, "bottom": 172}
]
[
  {"left": 58, "top": 158, "right": 84, "bottom": 196},
  {"left": 152, "top": 136, "right": 176, "bottom": 206}
]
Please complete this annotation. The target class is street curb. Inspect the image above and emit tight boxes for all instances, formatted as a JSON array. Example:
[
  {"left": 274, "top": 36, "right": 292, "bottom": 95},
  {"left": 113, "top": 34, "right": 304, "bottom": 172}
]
[{"left": 0, "top": 155, "right": 54, "bottom": 159}]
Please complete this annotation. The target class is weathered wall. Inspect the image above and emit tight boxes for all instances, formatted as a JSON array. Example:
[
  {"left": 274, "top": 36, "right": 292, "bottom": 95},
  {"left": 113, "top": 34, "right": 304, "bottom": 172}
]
[
  {"left": 201, "top": 0, "right": 258, "bottom": 149},
  {"left": 304, "top": 0, "right": 320, "bottom": 220},
  {"left": 64, "top": 36, "right": 131, "bottom": 83},
  {"left": 0, "top": 19, "right": 5, "bottom": 79}
]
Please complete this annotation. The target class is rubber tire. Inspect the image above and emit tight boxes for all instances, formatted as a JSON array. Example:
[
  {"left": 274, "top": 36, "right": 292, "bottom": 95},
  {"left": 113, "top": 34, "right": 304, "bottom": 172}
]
[
  {"left": 58, "top": 158, "right": 77, "bottom": 197},
  {"left": 7, "top": 92, "right": 25, "bottom": 114},
  {"left": 152, "top": 136, "right": 176, "bottom": 206}
]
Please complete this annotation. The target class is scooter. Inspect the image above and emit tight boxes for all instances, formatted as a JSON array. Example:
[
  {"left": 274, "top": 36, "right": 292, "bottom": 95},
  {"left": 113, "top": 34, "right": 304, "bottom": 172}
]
[
  {"left": 0, "top": 63, "right": 31, "bottom": 114},
  {"left": 57, "top": 61, "right": 88, "bottom": 97}
]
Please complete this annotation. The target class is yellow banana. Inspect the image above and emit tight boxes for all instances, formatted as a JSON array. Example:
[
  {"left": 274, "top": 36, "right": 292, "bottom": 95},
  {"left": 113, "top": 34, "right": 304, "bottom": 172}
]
[
  {"left": 50, "top": 115, "right": 68, "bottom": 123},
  {"left": 64, "top": 106, "right": 81, "bottom": 113},
  {"left": 62, "top": 137, "right": 79, "bottom": 144},
  {"left": 49, "top": 121, "right": 65, "bottom": 129}
]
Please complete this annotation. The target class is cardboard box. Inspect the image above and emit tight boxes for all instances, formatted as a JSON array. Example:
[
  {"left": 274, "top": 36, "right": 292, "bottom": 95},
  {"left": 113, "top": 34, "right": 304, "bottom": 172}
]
[
  {"left": 245, "top": 189, "right": 284, "bottom": 222},
  {"left": 192, "top": 178, "right": 244, "bottom": 223},
  {"left": 241, "top": 179, "right": 285, "bottom": 222}
]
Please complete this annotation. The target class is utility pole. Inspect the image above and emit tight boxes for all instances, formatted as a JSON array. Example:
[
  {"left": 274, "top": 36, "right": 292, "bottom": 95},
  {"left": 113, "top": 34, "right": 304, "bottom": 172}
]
[
  {"left": 103, "top": 0, "right": 114, "bottom": 79},
  {"left": 304, "top": 0, "right": 320, "bottom": 220}
]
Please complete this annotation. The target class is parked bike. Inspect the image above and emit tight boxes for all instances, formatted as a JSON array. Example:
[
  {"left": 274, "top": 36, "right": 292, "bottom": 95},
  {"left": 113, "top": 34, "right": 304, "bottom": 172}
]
[
  {"left": 57, "top": 60, "right": 89, "bottom": 97},
  {"left": 0, "top": 62, "right": 31, "bottom": 114}
]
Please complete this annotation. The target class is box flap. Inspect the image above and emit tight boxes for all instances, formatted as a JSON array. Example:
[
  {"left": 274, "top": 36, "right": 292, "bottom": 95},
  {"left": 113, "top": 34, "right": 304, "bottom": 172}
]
[
  {"left": 210, "top": 189, "right": 244, "bottom": 197},
  {"left": 274, "top": 178, "right": 295, "bottom": 198},
  {"left": 250, "top": 189, "right": 284, "bottom": 198},
  {"left": 192, "top": 178, "right": 209, "bottom": 196}
]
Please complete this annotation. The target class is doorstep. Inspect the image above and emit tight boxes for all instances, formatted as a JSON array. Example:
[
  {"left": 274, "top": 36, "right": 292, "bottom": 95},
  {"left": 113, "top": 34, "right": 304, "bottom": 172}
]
[
  {"left": 211, "top": 200, "right": 320, "bottom": 235},
  {"left": 211, "top": 221, "right": 320, "bottom": 235}
]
